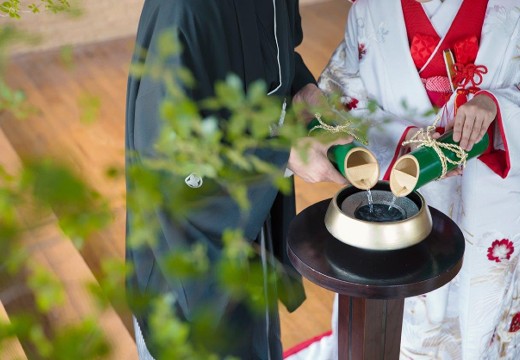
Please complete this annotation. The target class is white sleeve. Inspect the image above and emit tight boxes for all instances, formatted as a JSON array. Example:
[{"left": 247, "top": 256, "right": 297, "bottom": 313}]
[
  {"left": 475, "top": 86, "right": 520, "bottom": 178},
  {"left": 318, "top": 4, "right": 417, "bottom": 177}
]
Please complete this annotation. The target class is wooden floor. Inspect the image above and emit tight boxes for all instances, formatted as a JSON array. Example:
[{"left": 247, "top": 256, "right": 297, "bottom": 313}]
[{"left": 0, "top": 0, "right": 350, "bottom": 356}]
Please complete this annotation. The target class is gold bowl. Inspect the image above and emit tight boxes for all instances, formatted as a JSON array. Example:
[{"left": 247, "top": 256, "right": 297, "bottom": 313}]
[{"left": 324, "top": 181, "right": 432, "bottom": 250}]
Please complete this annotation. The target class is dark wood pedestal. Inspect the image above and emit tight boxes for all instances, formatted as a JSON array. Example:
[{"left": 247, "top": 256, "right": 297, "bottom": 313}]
[{"left": 287, "top": 199, "right": 464, "bottom": 360}]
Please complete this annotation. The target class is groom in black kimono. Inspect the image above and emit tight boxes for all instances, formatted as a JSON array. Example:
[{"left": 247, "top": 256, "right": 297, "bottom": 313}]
[{"left": 125, "top": 0, "right": 350, "bottom": 358}]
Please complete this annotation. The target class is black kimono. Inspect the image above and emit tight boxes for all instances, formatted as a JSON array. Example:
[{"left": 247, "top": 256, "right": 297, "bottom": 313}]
[{"left": 125, "top": 0, "right": 315, "bottom": 358}]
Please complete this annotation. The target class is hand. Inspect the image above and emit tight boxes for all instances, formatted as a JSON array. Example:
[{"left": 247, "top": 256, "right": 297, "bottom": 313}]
[
  {"left": 404, "top": 128, "right": 462, "bottom": 177},
  {"left": 288, "top": 136, "right": 353, "bottom": 184},
  {"left": 449, "top": 94, "right": 497, "bottom": 151},
  {"left": 292, "top": 83, "right": 328, "bottom": 123},
  {"left": 404, "top": 127, "right": 442, "bottom": 152}
]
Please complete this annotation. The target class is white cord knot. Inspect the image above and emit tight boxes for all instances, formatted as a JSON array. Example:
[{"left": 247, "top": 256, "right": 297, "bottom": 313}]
[
  {"left": 402, "top": 116, "right": 468, "bottom": 178},
  {"left": 308, "top": 112, "right": 363, "bottom": 143}
]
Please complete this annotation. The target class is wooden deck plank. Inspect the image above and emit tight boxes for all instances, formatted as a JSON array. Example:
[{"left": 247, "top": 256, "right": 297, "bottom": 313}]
[
  {"left": 0, "top": 302, "right": 28, "bottom": 360},
  {"left": 0, "top": 129, "right": 137, "bottom": 359}
]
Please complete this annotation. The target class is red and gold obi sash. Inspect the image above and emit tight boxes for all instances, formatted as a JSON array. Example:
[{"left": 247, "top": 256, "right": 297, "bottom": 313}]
[{"left": 402, "top": 0, "right": 489, "bottom": 108}]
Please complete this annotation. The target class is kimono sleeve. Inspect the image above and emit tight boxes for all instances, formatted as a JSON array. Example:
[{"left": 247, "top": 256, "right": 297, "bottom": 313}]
[
  {"left": 318, "top": 3, "right": 417, "bottom": 177},
  {"left": 476, "top": 86, "right": 520, "bottom": 178},
  {"left": 289, "top": 0, "right": 316, "bottom": 95},
  {"left": 130, "top": 3, "right": 230, "bottom": 159}
]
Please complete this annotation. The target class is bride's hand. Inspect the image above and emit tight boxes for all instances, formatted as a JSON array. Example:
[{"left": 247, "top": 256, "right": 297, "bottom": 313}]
[
  {"left": 404, "top": 129, "right": 462, "bottom": 177},
  {"left": 449, "top": 94, "right": 497, "bottom": 152}
]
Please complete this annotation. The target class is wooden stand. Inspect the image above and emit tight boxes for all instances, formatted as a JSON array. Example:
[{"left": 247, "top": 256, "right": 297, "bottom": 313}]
[{"left": 287, "top": 199, "right": 464, "bottom": 360}]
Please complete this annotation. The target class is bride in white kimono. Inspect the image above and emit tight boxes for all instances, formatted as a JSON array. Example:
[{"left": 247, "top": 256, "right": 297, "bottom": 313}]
[{"left": 287, "top": 0, "right": 520, "bottom": 359}]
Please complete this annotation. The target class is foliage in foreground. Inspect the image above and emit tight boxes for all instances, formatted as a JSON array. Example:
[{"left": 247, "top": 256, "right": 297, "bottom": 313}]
[{"left": 0, "top": 8, "right": 368, "bottom": 359}]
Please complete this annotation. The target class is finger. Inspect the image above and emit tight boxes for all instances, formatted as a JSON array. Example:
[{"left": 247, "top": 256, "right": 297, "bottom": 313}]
[
  {"left": 442, "top": 167, "right": 463, "bottom": 178},
  {"left": 432, "top": 132, "right": 441, "bottom": 140},
  {"left": 326, "top": 165, "right": 349, "bottom": 185},
  {"left": 452, "top": 111, "right": 465, "bottom": 142},
  {"left": 328, "top": 136, "right": 354, "bottom": 147},
  {"left": 466, "top": 116, "right": 484, "bottom": 151},
  {"left": 478, "top": 117, "right": 493, "bottom": 143},
  {"left": 459, "top": 115, "right": 475, "bottom": 151}
]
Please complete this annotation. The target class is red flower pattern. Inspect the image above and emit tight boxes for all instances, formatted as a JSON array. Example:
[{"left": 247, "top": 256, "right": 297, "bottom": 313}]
[
  {"left": 358, "top": 43, "right": 366, "bottom": 60},
  {"left": 509, "top": 313, "right": 520, "bottom": 332},
  {"left": 345, "top": 98, "right": 359, "bottom": 111},
  {"left": 487, "top": 239, "right": 514, "bottom": 263}
]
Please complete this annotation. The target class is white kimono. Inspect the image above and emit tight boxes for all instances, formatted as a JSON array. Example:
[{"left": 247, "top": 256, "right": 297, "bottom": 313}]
[{"left": 286, "top": 0, "right": 520, "bottom": 359}]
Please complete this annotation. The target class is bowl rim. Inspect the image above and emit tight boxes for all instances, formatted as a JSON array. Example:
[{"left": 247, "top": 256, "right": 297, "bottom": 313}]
[
  {"left": 334, "top": 181, "right": 425, "bottom": 225},
  {"left": 324, "top": 181, "right": 433, "bottom": 250}
]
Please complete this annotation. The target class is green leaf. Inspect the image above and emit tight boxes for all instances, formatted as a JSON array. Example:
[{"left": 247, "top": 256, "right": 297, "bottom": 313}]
[
  {"left": 274, "top": 176, "right": 292, "bottom": 194},
  {"left": 27, "top": 265, "right": 65, "bottom": 313},
  {"left": 21, "top": 160, "right": 112, "bottom": 240},
  {"left": 163, "top": 244, "right": 209, "bottom": 279},
  {"left": 249, "top": 156, "right": 279, "bottom": 176},
  {"left": 214, "top": 75, "right": 244, "bottom": 110},
  {"left": 224, "top": 149, "right": 252, "bottom": 171},
  {"left": 87, "top": 258, "right": 130, "bottom": 311},
  {"left": 227, "top": 184, "right": 249, "bottom": 211},
  {"left": 157, "top": 29, "right": 183, "bottom": 59},
  {"left": 247, "top": 80, "right": 268, "bottom": 104},
  {"left": 367, "top": 99, "right": 378, "bottom": 113},
  {"left": 28, "top": 3, "right": 40, "bottom": 13},
  {"left": 78, "top": 92, "right": 101, "bottom": 124},
  {"left": 148, "top": 295, "right": 195, "bottom": 359},
  {"left": 222, "top": 229, "right": 251, "bottom": 260},
  {"left": 49, "top": 319, "right": 111, "bottom": 360},
  {"left": 29, "top": 324, "right": 53, "bottom": 357},
  {"left": 59, "top": 45, "right": 74, "bottom": 69}
]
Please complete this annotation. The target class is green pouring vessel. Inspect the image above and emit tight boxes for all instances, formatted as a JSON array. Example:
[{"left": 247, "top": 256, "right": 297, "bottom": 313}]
[{"left": 389, "top": 131, "right": 489, "bottom": 196}]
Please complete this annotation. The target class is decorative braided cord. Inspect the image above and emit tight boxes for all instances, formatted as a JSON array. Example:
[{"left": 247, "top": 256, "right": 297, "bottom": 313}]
[
  {"left": 401, "top": 113, "right": 468, "bottom": 178},
  {"left": 308, "top": 112, "right": 364, "bottom": 143}
]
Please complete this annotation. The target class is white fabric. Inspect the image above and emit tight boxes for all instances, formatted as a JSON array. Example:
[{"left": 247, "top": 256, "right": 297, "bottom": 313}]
[
  {"left": 284, "top": 298, "right": 338, "bottom": 360},
  {"left": 423, "top": 0, "right": 463, "bottom": 36},
  {"left": 133, "top": 316, "right": 156, "bottom": 360},
  {"left": 284, "top": 334, "right": 336, "bottom": 360},
  {"left": 422, "top": 0, "right": 442, "bottom": 19},
  {"left": 300, "top": 0, "right": 520, "bottom": 359}
]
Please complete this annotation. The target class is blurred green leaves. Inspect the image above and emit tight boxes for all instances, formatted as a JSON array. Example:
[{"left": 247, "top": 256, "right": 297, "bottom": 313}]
[
  {"left": 0, "top": 11, "right": 375, "bottom": 360},
  {"left": 20, "top": 160, "right": 112, "bottom": 245},
  {"left": 124, "top": 29, "right": 369, "bottom": 358},
  {"left": 0, "top": 79, "right": 34, "bottom": 118},
  {"left": 47, "top": 319, "right": 110, "bottom": 360},
  {"left": 0, "top": 0, "right": 77, "bottom": 18},
  {"left": 27, "top": 264, "right": 65, "bottom": 313},
  {"left": 78, "top": 92, "right": 101, "bottom": 124}
]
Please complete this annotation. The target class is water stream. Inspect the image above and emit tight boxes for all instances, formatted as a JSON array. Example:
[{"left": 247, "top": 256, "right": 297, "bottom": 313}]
[
  {"left": 388, "top": 195, "right": 397, "bottom": 211},
  {"left": 366, "top": 188, "right": 374, "bottom": 213},
  {"left": 351, "top": 183, "right": 405, "bottom": 222}
]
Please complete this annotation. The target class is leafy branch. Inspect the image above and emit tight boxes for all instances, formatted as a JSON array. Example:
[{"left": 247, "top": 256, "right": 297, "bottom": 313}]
[{"left": 0, "top": 0, "right": 73, "bottom": 18}]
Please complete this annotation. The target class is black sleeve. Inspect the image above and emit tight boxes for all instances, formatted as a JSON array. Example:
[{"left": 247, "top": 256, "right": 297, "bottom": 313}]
[
  {"left": 289, "top": 0, "right": 317, "bottom": 95},
  {"left": 292, "top": 53, "right": 317, "bottom": 95}
]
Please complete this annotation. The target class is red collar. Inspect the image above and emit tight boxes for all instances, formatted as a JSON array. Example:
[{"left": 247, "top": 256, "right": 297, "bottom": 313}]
[{"left": 402, "top": 0, "right": 488, "bottom": 76}]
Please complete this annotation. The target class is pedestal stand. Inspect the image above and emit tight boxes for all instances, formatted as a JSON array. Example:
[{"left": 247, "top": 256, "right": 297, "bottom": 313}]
[{"left": 287, "top": 199, "right": 464, "bottom": 360}]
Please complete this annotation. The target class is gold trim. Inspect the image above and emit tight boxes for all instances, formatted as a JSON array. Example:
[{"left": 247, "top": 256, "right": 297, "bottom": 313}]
[{"left": 443, "top": 49, "right": 457, "bottom": 92}]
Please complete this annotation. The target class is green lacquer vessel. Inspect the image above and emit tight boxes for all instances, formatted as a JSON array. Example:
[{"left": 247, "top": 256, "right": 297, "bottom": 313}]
[
  {"left": 307, "top": 117, "right": 379, "bottom": 189},
  {"left": 389, "top": 131, "right": 489, "bottom": 196},
  {"left": 327, "top": 143, "right": 379, "bottom": 190}
]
